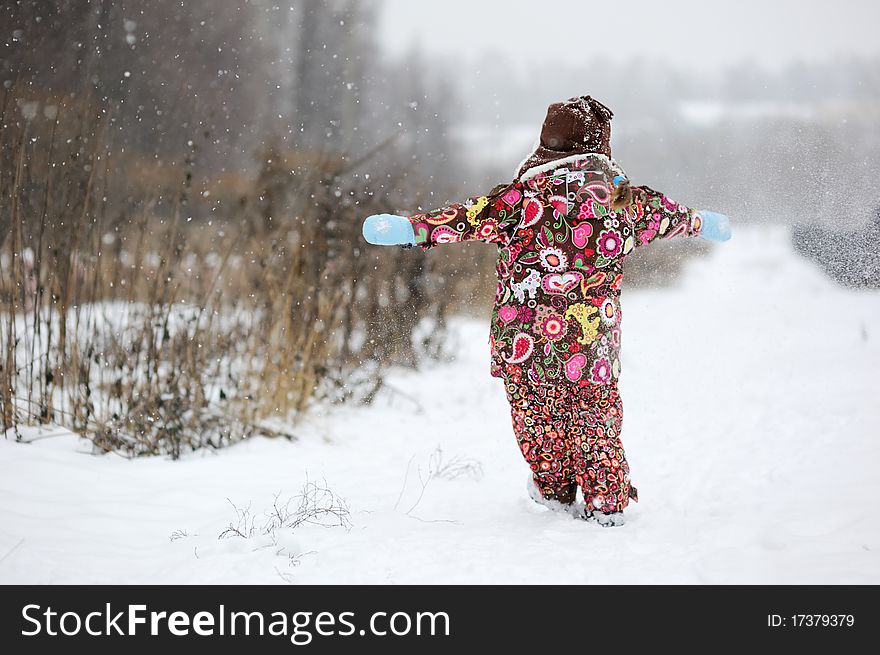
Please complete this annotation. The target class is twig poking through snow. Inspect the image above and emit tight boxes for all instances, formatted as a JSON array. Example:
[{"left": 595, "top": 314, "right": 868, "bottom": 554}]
[
  {"left": 430, "top": 447, "right": 484, "bottom": 482},
  {"left": 286, "top": 477, "right": 352, "bottom": 531},
  {"left": 275, "top": 567, "right": 295, "bottom": 584},
  {"left": 169, "top": 529, "right": 190, "bottom": 542},
  {"left": 0, "top": 538, "right": 25, "bottom": 564},
  {"left": 398, "top": 447, "right": 483, "bottom": 516},
  {"left": 218, "top": 499, "right": 257, "bottom": 540},
  {"left": 393, "top": 454, "right": 418, "bottom": 512}
]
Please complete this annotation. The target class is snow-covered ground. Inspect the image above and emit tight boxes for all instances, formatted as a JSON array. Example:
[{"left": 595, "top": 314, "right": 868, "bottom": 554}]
[{"left": 2, "top": 226, "right": 879, "bottom": 584}]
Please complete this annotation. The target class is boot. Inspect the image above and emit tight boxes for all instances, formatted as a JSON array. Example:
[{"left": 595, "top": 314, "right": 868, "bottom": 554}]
[{"left": 526, "top": 476, "right": 580, "bottom": 516}]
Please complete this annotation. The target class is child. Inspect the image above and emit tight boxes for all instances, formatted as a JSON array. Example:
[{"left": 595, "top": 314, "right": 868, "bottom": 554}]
[{"left": 362, "top": 96, "right": 731, "bottom": 526}]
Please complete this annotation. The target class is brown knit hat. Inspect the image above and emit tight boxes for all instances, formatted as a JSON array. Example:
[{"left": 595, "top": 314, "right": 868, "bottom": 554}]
[{"left": 516, "top": 95, "right": 614, "bottom": 179}]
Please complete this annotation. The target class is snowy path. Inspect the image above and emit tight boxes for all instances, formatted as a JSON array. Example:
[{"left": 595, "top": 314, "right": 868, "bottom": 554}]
[{"left": 2, "top": 226, "right": 879, "bottom": 584}]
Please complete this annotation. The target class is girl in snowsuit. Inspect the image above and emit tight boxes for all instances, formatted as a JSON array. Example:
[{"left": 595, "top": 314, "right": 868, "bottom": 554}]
[{"left": 363, "top": 96, "right": 731, "bottom": 526}]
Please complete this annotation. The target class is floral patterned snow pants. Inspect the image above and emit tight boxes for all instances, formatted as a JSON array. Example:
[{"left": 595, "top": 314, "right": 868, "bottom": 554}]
[{"left": 504, "top": 378, "right": 638, "bottom": 513}]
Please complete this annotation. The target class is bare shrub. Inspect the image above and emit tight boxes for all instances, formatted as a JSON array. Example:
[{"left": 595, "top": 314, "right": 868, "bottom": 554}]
[{"left": 0, "top": 93, "right": 454, "bottom": 456}]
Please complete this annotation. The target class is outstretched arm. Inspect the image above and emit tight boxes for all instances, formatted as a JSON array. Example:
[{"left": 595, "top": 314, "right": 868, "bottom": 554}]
[
  {"left": 629, "top": 185, "right": 701, "bottom": 247},
  {"left": 626, "top": 184, "right": 730, "bottom": 247},
  {"left": 363, "top": 183, "right": 524, "bottom": 249}
]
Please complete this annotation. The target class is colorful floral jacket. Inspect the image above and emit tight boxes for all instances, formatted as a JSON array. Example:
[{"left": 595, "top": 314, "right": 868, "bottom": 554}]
[{"left": 407, "top": 154, "right": 703, "bottom": 387}]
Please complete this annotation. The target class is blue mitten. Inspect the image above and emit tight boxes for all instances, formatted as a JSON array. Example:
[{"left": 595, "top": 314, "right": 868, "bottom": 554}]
[
  {"left": 362, "top": 214, "right": 417, "bottom": 246},
  {"left": 698, "top": 210, "right": 732, "bottom": 242}
]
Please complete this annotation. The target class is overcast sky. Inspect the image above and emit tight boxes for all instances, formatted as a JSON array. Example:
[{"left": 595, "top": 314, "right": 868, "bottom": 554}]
[{"left": 379, "top": 0, "right": 880, "bottom": 73}]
